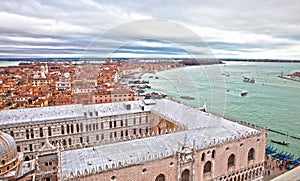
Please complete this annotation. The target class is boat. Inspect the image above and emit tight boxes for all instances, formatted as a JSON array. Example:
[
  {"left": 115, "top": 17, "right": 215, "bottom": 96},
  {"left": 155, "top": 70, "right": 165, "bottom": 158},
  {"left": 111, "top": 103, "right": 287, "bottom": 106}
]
[
  {"left": 271, "top": 139, "right": 289, "bottom": 146},
  {"left": 136, "top": 89, "right": 145, "bottom": 93},
  {"left": 240, "top": 91, "right": 248, "bottom": 96},
  {"left": 180, "top": 96, "right": 195, "bottom": 99},
  {"left": 145, "top": 91, "right": 167, "bottom": 99},
  {"left": 222, "top": 72, "right": 230, "bottom": 77},
  {"left": 243, "top": 77, "right": 255, "bottom": 83}
]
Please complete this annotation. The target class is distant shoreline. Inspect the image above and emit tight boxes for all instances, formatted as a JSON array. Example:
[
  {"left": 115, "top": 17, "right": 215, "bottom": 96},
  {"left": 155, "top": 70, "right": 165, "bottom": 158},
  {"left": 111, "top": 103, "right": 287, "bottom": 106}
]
[{"left": 221, "top": 59, "right": 300, "bottom": 63}]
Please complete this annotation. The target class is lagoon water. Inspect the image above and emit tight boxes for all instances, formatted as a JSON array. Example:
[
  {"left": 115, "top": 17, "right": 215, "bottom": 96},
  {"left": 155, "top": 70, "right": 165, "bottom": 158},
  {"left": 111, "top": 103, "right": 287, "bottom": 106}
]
[{"left": 142, "top": 61, "right": 300, "bottom": 156}]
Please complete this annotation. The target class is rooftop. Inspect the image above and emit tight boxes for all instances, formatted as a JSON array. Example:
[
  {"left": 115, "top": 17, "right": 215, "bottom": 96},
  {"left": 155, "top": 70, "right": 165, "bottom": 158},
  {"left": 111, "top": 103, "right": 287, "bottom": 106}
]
[
  {"left": 0, "top": 100, "right": 148, "bottom": 126},
  {"left": 60, "top": 99, "right": 260, "bottom": 178}
]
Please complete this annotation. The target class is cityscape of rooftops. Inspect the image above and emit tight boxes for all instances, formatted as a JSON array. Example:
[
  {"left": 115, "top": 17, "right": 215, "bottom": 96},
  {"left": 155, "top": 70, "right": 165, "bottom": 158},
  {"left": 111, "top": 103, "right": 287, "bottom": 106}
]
[{"left": 0, "top": 1, "right": 300, "bottom": 181}]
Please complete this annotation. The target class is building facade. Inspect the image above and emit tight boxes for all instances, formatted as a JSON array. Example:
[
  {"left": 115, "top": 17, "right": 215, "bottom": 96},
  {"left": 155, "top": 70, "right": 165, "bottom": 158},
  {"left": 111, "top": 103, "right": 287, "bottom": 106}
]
[
  {"left": 0, "top": 99, "right": 266, "bottom": 181},
  {"left": 0, "top": 101, "right": 151, "bottom": 162}
]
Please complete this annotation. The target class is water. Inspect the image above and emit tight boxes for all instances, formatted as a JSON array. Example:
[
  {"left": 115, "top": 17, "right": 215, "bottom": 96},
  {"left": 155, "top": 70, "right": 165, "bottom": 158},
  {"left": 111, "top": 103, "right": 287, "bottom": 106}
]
[
  {"left": 142, "top": 61, "right": 300, "bottom": 157},
  {"left": 0, "top": 61, "right": 21, "bottom": 67}
]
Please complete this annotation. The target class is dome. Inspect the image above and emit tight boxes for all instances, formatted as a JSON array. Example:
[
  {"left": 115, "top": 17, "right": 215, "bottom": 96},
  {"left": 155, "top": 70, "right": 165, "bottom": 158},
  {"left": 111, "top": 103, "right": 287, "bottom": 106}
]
[{"left": 0, "top": 131, "right": 18, "bottom": 167}]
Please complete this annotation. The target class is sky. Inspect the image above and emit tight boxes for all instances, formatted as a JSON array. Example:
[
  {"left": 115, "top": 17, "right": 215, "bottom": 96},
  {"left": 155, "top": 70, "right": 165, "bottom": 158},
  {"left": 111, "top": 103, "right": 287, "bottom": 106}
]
[{"left": 1, "top": 0, "right": 300, "bottom": 59}]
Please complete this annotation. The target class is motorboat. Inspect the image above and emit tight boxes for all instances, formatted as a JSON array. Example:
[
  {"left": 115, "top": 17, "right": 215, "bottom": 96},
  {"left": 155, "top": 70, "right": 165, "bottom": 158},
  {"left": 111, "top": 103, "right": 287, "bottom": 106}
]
[
  {"left": 180, "top": 95, "right": 195, "bottom": 99},
  {"left": 241, "top": 91, "right": 248, "bottom": 96},
  {"left": 243, "top": 77, "right": 255, "bottom": 83}
]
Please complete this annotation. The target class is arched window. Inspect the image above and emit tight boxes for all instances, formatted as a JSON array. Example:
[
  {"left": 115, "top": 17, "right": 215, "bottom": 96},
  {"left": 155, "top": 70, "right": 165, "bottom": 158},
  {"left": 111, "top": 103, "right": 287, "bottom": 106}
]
[
  {"left": 228, "top": 154, "right": 235, "bottom": 168},
  {"left": 181, "top": 169, "right": 190, "bottom": 181},
  {"left": 201, "top": 153, "right": 205, "bottom": 161},
  {"left": 248, "top": 148, "right": 255, "bottom": 161},
  {"left": 212, "top": 150, "right": 216, "bottom": 158},
  {"left": 204, "top": 161, "right": 212, "bottom": 173},
  {"left": 155, "top": 174, "right": 166, "bottom": 181}
]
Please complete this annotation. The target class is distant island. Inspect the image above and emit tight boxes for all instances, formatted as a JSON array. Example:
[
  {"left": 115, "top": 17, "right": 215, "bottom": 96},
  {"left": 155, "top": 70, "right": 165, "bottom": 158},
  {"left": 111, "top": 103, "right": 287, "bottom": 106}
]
[
  {"left": 279, "top": 72, "right": 300, "bottom": 82},
  {"left": 220, "top": 59, "right": 300, "bottom": 63}
]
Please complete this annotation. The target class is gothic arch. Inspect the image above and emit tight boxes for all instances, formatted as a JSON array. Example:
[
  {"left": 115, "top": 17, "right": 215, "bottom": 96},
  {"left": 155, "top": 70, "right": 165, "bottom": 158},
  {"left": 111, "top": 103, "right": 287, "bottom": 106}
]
[
  {"left": 155, "top": 174, "right": 165, "bottom": 181},
  {"left": 204, "top": 161, "right": 212, "bottom": 173},
  {"left": 181, "top": 169, "right": 190, "bottom": 181}
]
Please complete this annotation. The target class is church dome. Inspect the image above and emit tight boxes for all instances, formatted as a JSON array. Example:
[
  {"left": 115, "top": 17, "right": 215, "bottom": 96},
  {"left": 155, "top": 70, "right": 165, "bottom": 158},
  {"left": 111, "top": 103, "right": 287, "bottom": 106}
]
[{"left": 0, "top": 131, "right": 18, "bottom": 167}]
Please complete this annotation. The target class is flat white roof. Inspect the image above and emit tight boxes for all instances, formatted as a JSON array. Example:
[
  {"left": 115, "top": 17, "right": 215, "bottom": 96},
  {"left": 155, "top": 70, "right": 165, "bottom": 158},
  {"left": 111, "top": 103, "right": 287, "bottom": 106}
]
[
  {"left": 60, "top": 99, "right": 259, "bottom": 178},
  {"left": 0, "top": 101, "right": 146, "bottom": 125}
]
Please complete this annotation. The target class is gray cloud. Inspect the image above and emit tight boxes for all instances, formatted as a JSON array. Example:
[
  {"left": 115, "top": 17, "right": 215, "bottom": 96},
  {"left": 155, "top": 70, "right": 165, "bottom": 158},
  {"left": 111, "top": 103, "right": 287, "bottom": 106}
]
[{"left": 0, "top": 0, "right": 299, "bottom": 59}]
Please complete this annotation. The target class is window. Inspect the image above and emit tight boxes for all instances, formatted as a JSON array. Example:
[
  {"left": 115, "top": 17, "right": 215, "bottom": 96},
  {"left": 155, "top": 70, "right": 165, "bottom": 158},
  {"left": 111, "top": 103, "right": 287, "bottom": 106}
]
[
  {"left": 114, "top": 121, "right": 117, "bottom": 127},
  {"left": 133, "top": 129, "right": 136, "bottom": 135},
  {"left": 181, "top": 169, "right": 190, "bottom": 181},
  {"left": 101, "top": 134, "right": 104, "bottom": 140},
  {"left": 80, "top": 123, "right": 83, "bottom": 132},
  {"left": 155, "top": 174, "right": 166, "bottom": 181},
  {"left": 26, "top": 129, "right": 29, "bottom": 139},
  {"left": 40, "top": 127, "right": 43, "bottom": 137},
  {"left": 204, "top": 161, "right": 212, "bottom": 173},
  {"left": 48, "top": 127, "right": 52, "bottom": 136},
  {"left": 248, "top": 148, "right": 255, "bottom": 161},
  {"left": 101, "top": 123, "right": 104, "bottom": 129},
  {"left": 86, "top": 136, "right": 89, "bottom": 143},
  {"left": 80, "top": 137, "right": 83, "bottom": 143},
  {"left": 95, "top": 111, "right": 98, "bottom": 116},
  {"left": 96, "top": 135, "right": 99, "bottom": 141},
  {"left": 77, "top": 124, "right": 80, "bottom": 132},
  {"left": 110, "top": 121, "right": 112, "bottom": 128},
  {"left": 125, "top": 130, "right": 128, "bottom": 136},
  {"left": 67, "top": 125, "right": 70, "bottom": 134},
  {"left": 139, "top": 117, "right": 142, "bottom": 124},
  {"left": 30, "top": 129, "right": 34, "bottom": 138},
  {"left": 71, "top": 124, "right": 74, "bottom": 133},
  {"left": 120, "top": 121, "right": 123, "bottom": 127},
  {"left": 17, "top": 146, "right": 20, "bottom": 152},
  {"left": 212, "top": 150, "right": 215, "bottom": 158},
  {"left": 146, "top": 116, "right": 148, "bottom": 123},
  {"left": 61, "top": 125, "right": 65, "bottom": 134},
  {"left": 201, "top": 153, "right": 205, "bottom": 161},
  {"left": 228, "top": 154, "right": 235, "bottom": 168}
]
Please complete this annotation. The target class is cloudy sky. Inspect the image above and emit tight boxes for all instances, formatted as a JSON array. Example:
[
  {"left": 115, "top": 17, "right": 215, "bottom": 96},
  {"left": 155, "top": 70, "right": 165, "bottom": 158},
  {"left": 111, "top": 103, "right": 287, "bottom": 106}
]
[{"left": 1, "top": 0, "right": 300, "bottom": 59}]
